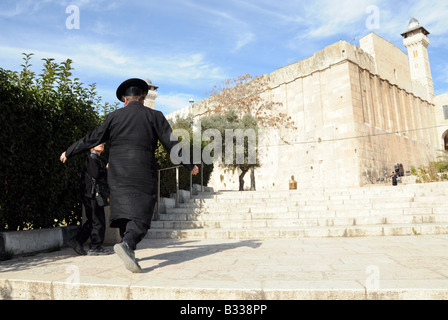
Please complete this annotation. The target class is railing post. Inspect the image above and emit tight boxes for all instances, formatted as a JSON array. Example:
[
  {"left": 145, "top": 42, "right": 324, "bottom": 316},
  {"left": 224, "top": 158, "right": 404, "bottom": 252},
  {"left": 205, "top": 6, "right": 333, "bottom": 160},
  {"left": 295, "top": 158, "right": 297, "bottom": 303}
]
[
  {"left": 190, "top": 170, "right": 193, "bottom": 196},
  {"left": 175, "top": 166, "right": 179, "bottom": 207},
  {"left": 201, "top": 162, "right": 204, "bottom": 192},
  {"left": 156, "top": 170, "right": 161, "bottom": 221}
]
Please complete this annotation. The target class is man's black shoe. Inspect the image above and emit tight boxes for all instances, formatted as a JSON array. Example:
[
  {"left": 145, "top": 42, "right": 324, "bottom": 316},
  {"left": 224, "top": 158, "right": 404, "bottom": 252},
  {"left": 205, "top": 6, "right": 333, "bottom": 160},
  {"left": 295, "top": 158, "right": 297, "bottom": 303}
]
[
  {"left": 114, "top": 242, "right": 142, "bottom": 273},
  {"left": 67, "top": 238, "right": 87, "bottom": 256},
  {"left": 87, "top": 247, "right": 113, "bottom": 256}
]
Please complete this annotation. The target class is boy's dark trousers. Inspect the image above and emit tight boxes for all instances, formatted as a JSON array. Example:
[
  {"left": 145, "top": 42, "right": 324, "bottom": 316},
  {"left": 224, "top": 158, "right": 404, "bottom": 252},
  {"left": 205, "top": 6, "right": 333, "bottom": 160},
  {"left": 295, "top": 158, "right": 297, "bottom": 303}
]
[{"left": 76, "top": 197, "right": 106, "bottom": 248}]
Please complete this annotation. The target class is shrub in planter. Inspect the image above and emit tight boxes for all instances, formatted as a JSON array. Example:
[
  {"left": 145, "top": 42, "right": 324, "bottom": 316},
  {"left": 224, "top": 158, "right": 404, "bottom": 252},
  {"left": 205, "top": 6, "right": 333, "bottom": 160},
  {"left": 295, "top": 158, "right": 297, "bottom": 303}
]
[{"left": 0, "top": 54, "right": 102, "bottom": 231}]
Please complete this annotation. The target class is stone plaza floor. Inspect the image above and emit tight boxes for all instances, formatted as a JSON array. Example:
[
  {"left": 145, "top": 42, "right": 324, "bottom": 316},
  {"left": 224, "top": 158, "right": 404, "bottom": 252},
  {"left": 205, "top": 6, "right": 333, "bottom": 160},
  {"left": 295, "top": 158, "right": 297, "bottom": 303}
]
[{"left": 1, "top": 235, "right": 448, "bottom": 300}]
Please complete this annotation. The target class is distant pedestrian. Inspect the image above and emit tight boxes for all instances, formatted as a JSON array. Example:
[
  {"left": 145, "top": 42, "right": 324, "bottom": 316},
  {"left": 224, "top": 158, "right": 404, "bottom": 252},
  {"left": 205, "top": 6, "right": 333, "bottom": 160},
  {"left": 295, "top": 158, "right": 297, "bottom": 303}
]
[
  {"left": 60, "top": 78, "right": 198, "bottom": 273},
  {"left": 391, "top": 171, "right": 398, "bottom": 186}
]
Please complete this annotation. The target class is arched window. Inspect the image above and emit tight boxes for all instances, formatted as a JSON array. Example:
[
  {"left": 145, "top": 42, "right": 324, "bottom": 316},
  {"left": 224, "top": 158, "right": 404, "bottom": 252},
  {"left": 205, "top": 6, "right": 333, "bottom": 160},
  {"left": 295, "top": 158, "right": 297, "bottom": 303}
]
[{"left": 443, "top": 130, "right": 448, "bottom": 151}]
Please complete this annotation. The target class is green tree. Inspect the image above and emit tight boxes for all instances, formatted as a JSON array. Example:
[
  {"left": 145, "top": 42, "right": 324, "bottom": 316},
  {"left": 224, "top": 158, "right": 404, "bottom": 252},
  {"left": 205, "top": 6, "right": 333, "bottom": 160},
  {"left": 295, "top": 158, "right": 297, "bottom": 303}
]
[
  {"left": 201, "top": 109, "right": 259, "bottom": 191},
  {"left": 156, "top": 114, "right": 214, "bottom": 197},
  {"left": 199, "top": 74, "right": 296, "bottom": 191}
]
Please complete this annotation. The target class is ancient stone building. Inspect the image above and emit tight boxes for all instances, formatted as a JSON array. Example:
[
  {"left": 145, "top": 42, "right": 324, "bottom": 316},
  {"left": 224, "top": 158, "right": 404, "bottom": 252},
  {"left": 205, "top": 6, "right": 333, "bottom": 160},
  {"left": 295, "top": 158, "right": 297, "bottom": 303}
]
[{"left": 169, "top": 18, "right": 448, "bottom": 191}]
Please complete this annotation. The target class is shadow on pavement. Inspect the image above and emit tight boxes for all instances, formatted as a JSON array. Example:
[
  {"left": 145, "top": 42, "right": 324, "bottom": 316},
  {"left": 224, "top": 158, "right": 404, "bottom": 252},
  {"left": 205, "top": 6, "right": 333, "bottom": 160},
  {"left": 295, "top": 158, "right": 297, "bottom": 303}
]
[
  {"left": 0, "top": 248, "right": 75, "bottom": 273},
  {"left": 137, "top": 239, "right": 262, "bottom": 273}
]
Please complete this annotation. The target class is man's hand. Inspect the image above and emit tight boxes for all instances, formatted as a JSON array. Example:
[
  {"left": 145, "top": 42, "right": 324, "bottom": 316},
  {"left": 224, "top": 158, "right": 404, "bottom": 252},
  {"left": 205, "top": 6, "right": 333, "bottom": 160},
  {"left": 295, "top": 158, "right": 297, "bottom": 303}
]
[
  {"left": 60, "top": 152, "right": 68, "bottom": 163},
  {"left": 191, "top": 165, "right": 199, "bottom": 175}
]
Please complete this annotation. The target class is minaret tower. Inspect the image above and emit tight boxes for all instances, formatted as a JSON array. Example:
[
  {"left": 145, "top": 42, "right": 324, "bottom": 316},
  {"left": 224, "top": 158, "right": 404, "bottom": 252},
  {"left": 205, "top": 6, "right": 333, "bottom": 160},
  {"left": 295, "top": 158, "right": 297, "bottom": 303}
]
[
  {"left": 144, "top": 78, "right": 158, "bottom": 109},
  {"left": 401, "top": 17, "right": 434, "bottom": 102}
]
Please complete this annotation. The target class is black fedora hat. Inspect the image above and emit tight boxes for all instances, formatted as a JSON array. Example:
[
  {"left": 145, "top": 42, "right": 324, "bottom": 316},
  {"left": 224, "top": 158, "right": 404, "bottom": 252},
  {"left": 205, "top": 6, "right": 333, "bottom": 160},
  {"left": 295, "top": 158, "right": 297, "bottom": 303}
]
[{"left": 116, "top": 78, "right": 149, "bottom": 102}]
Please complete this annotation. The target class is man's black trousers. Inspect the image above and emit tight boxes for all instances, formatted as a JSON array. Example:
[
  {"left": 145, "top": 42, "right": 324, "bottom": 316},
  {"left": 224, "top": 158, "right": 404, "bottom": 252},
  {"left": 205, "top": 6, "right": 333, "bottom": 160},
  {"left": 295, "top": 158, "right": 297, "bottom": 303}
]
[{"left": 76, "top": 197, "right": 106, "bottom": 248}]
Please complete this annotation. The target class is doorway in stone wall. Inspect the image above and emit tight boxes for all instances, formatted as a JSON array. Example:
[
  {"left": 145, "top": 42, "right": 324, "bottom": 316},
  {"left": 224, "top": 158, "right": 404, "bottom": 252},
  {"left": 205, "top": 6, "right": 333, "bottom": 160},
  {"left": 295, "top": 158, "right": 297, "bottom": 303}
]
[{"left": 443, "top": 130, "right": 448, "bottom": 151}]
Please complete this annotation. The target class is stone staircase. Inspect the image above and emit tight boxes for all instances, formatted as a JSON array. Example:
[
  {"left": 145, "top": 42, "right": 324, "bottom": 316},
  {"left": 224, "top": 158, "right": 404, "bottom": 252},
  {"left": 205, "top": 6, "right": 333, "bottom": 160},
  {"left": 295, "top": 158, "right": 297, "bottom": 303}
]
[{"left": 146, "top": 182, "right": 448, "bottom": 240}]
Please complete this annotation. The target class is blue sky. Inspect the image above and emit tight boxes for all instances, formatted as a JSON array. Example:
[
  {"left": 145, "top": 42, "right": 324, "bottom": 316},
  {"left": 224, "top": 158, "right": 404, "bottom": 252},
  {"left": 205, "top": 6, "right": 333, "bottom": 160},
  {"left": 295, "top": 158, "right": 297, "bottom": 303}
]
[{"left": 1, "top": 0, "right": 447, "bottom": 115}]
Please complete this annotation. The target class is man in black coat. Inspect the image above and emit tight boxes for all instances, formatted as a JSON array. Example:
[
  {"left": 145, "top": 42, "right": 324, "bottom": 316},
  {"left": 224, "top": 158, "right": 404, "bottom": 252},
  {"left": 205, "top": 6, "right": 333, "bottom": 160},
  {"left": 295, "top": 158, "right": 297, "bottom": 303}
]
[{"left": 60, "top": 78, "right": 198, "bottom": 273}]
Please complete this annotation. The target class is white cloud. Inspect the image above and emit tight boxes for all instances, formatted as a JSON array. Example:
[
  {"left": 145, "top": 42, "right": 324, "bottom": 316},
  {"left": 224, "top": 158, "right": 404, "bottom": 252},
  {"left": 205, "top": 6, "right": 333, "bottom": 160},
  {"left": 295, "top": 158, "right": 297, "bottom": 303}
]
[
  {"left": 402, "top": 1, "right": 448, "bottom": 36},
  {"left": 43, "top": 0, "right": 122, "bottom": 11},
  {"left": 0, "top": 0, "right": 119, "bottom": 18},
  {"left": 178, "top": 0, "right": 238, "bottom": 23},
  {"left": 234, "top": 32, "right": 255, "bottom": 52},
  {"left": 156, "top": 92, "right": 199, "bottom": 112},
  {"left": 297, "top": 0, "right": 382, "bottom": 39},
  {"left": 178, "top": 54, "right": 205, "bottom": 68},
  {"left": 436, "top": 63, "right": 448, "bottom": 85},
  {"left": 281, "top": 0, "right": 446, "bottom": 53},
  {"left": 0, "top": 0, "right": 47, "bottom": 18},
  {"left": 228, "top": 0, "right": 305, "bottom": 24},
  {"left": 147, "top": 52, "right": 227, "bottom": 85},
  {"left": 171, "top": 0, "right": 257, "bottom": 54},
  {"left": 0, "top": 39, "right": 226, "bottom": 88},
  {"left": 80, "top": 43, "right": 129, "bottom": 66}
]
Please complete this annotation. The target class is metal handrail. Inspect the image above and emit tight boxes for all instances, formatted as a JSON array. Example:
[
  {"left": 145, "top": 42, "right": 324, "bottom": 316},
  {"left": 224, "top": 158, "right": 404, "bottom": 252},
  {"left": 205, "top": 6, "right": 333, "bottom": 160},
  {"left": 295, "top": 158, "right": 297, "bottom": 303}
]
[
  {"left": 155, "top": 163, "right": 204, "bottom": 221},
  {"left": 158, "top": 165, "right": 183, "bottom": 172}
]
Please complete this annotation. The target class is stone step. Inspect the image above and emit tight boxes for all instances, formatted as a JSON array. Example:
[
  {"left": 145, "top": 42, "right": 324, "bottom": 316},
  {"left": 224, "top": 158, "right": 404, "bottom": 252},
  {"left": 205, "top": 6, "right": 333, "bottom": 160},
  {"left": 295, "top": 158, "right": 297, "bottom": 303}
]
[
  {"left": 151, "top": 215, "right": 448, "bottom": 230},
  {"left": 196, "top": 193, "right": 422, "bottom": 202},
  {"left": 149, "top": 183, "right": 448, "bottom": 240},
  {"left": 146, "top": 223, "right": 448, "bottom": 240},
  {"left": 157, "top": 207, "right": 447, "bottom": 222},
  {"left": 196, "top": 185, "right": 448, "bottom": 200},
  {"left": 164, "top": 203, "right": 447, "bottom": 217},
  {"left": 187, "top": 195, "right": 446, "bottom": 207},
  {"left": 158, "top": 212, "right": 299, "bottom": 222}
]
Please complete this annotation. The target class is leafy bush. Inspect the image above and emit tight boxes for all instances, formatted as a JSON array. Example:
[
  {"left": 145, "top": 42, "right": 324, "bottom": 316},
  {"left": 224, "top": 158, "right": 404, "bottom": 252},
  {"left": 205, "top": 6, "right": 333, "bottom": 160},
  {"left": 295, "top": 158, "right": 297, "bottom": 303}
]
[
  {"left": 0, "top": 54, "right": 102, "bottom": 230},
  {"left": 410, "top": 151, "right": 448, "bottom": 184}
]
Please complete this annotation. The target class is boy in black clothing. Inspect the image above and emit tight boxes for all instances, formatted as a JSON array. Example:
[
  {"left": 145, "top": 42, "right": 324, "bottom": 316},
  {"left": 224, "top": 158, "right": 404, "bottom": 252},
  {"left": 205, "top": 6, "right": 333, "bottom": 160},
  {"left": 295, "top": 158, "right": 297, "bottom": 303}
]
[{"left": 68, "top": 143, "right": 112, "bottom": 256}]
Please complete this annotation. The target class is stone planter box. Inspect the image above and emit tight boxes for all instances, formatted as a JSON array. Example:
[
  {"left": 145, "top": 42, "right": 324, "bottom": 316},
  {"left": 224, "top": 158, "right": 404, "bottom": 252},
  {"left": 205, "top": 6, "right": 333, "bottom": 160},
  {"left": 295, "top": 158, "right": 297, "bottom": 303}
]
[{"left": 0, "top": 226, "right": 80, "bottom": 257}]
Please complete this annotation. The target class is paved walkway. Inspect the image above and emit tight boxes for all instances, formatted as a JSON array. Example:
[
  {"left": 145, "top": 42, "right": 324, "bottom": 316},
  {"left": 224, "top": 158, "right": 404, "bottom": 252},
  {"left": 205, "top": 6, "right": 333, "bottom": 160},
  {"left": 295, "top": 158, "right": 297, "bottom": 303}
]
[{"left": 1, "top": 235, "right": 448, "bottom": 300}]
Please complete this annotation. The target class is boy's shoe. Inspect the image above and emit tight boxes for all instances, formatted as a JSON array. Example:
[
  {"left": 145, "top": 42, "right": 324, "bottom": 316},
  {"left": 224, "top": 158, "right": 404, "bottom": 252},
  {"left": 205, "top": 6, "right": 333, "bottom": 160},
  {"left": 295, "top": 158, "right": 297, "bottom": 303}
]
[
  {"left": 87, "top": 246, "right": 113, "bottom": 256},
  {"left": 67, "top": 238, "right": 87, "bottom": 256},
  {"left": 113, "top": 242, "right": 142, "bottom": 273}
]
